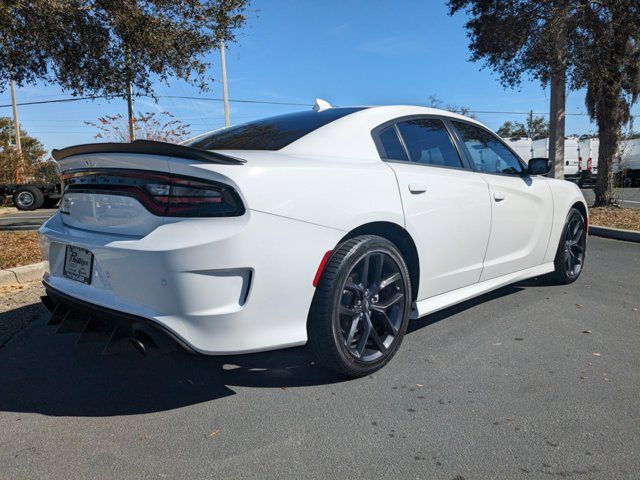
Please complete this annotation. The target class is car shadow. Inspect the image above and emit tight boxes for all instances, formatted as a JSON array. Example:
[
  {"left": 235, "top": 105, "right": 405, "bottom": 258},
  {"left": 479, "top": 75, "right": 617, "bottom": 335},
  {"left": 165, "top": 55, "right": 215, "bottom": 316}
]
[
  {"left": 0, "top": 276, "right": 549, "bottom": 417},
  {"left": 0, "top": 303, "right": 347, "bottom": 417}
]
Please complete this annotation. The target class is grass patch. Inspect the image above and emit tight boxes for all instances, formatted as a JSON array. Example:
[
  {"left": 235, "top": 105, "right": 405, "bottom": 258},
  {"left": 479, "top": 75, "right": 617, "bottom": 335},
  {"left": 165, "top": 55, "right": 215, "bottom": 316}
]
[
  {"left": 0, "top": 231, "right": 43, "bottom": 269},
  {"left": 589, "top": 207, "right": 640, "bottom": 232}
]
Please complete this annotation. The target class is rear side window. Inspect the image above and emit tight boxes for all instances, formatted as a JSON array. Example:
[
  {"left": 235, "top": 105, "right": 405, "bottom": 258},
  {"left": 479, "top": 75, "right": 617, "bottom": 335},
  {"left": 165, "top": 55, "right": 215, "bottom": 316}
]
[
  {"left": 377, "top": 126, "right": 409, "bottom": 161},
  {"left": 452, "top": 121, "right": 525, "bottom": 174},
  {"left": 188, "top": 107, "right": 365, "bottom": 151},
  {"left": 396, "top": 119, "right": 463, "bottom": 168}
]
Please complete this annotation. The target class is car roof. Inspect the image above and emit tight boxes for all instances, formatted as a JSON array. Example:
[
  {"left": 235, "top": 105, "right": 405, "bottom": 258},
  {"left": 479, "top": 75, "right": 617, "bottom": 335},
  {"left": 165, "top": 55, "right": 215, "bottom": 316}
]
[{"left": 281, "top": 105, "right": 487, "bottom": 160}]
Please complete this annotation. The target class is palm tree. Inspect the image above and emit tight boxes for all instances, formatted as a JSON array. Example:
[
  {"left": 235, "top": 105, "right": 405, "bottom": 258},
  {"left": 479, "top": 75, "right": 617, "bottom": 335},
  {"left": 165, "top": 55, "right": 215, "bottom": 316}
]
[{"left": 578, "top": 1, "right": 640, "bottom": 205}]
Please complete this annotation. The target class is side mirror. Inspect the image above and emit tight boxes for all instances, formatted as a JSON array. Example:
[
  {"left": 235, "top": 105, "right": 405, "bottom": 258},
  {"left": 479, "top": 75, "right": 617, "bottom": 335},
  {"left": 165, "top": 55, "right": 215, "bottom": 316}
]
[{"left": 528, "top": 157, "right": 551, "bottom": 175}]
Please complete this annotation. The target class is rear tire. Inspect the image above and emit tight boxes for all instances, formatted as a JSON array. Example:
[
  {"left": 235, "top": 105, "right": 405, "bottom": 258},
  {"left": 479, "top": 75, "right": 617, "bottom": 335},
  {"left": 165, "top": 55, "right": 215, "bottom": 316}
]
[
  {"left": 307, "top": 235, "right": 412, "bottom": 378},
  {"left": 549, "top": 208, "right": 587, "bottom": 284},
  {"left": 12, "top": 186, "right": 44, "bottom": 211}
]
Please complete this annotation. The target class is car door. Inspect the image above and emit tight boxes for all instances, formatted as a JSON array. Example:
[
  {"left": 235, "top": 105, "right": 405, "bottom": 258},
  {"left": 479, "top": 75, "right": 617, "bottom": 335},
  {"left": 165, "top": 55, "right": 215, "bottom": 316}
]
[
  {"left": 374, "top": 116, "right": 492, "bottom": 300},
  {"left": 450, "top": 120, "right": 553, "bottom": 281}
]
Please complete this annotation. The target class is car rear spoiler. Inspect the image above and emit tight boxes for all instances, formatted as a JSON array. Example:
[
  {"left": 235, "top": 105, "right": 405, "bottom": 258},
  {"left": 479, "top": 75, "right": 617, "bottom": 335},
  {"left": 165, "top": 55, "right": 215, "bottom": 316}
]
[{"left": 51, "top": 139, "right": 246, "bottom": 165}]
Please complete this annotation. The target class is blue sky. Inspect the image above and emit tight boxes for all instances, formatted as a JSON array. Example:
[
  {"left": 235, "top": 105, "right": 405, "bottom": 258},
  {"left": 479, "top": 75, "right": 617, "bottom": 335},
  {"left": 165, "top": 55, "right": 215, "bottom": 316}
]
[{"left": 1, "top": 0, "right": 633, "bottom": 154}]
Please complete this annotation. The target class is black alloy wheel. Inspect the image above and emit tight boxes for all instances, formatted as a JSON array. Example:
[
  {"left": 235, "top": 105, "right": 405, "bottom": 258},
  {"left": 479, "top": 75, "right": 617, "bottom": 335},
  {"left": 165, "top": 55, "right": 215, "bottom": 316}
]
[
  {"left": 551, "top": 208, "right": 587, "bottom": 284},
  {"left": 339, "top": 251, "right": 406, "bottom": 362},
  {"left": 308, "top": 235, "right": 412, "bottom": 377},
  {"left": 563, "top": 213, "right": 586, "bottom": 277}
]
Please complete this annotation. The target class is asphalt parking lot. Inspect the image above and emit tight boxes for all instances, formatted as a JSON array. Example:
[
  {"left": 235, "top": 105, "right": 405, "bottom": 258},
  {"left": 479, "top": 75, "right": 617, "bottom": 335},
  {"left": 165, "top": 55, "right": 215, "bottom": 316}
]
[{"left": 0, "top": 236, "right": 638, "bottom": 479}]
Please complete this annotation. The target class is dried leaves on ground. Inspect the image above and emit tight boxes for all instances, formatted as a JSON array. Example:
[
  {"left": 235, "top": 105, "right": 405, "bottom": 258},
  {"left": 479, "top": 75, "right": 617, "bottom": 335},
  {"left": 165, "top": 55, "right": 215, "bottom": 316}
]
[
  {"left": 589, "top": 207, "right": 640, "bottom": 232},
  {"left": 0, "top": 232, "right": 42, "bottom": 269}
]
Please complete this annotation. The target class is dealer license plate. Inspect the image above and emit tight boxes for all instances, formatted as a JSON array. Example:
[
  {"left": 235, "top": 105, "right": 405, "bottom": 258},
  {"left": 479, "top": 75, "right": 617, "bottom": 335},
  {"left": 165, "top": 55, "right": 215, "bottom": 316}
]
[{"left": 63, "top": 245, "right": 94, "bottom": 284}]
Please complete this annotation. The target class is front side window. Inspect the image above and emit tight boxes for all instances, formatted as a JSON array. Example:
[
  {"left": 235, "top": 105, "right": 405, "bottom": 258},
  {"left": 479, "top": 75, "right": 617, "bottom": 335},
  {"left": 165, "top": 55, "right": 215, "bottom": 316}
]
[
  {"left": 452, "top": 121, "right": 525, "bottom": 174},
  {"left": 396, "top": 119, "right": 463, "bottom": 168}
]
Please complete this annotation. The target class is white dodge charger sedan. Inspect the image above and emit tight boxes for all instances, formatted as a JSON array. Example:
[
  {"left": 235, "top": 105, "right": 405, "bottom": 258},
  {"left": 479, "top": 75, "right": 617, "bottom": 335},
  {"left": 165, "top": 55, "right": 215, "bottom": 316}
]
[{"left": 40, "top": 103, "right": 588, "bottom": 377}]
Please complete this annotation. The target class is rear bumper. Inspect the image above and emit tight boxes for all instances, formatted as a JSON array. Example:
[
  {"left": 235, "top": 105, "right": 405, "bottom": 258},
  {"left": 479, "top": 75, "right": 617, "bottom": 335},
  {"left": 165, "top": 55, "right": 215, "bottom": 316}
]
[
  {"left": 43, "top": 281, "right": 195, "bottom": 353},
  {"left": 39, "top": 210, "right": 342, "bottom": 355}
]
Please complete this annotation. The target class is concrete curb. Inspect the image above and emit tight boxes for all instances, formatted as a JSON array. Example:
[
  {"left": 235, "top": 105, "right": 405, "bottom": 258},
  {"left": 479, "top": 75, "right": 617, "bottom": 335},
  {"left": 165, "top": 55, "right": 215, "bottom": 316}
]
[
  {"left": 0, "top": 261, "right": 47, "bottom": 287},
  {"left": 589, "top": 225, "right": 640, "bottom": 243}
]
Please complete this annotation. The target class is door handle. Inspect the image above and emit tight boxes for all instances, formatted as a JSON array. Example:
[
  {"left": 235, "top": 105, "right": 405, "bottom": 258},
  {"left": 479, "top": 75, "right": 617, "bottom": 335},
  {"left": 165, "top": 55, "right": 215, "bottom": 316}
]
[
  {"left": 409, "top": 183, "right": 427, "bottom": 194},
  {"left": 493, "top": 191, "right": 505, "bottom": 202}
]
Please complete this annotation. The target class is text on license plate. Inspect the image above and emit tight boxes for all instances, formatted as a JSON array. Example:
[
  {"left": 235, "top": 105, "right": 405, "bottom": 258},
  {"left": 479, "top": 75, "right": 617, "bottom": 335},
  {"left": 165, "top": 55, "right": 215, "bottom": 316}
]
[{"left": 63, "top": 245, "right": 94, "bottom": 284}]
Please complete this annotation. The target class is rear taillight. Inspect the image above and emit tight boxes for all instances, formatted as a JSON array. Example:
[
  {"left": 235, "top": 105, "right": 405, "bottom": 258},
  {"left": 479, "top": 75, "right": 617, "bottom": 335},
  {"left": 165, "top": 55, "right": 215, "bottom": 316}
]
[
  {"left": 587, "top": 157, "right": 592, "bottom": 172},
  {"left": 61, "top": 169, "right": 244, "bottom": 217},
  {"left": 578, "top": 157, "right": 583, "bottom": 172}
]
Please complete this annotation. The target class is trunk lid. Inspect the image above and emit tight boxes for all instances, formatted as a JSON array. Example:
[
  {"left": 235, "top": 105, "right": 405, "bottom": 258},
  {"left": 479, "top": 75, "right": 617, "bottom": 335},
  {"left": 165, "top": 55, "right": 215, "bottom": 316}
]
[{"left": 55, "top": 142, "right": 245, "bottom": 236}]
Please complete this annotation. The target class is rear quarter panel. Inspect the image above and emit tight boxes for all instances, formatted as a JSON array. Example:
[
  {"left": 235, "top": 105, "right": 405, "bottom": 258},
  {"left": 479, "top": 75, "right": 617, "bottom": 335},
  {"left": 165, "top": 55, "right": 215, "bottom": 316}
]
[{"left": 166, "top": 151, "right": 405, "bottom": 233}]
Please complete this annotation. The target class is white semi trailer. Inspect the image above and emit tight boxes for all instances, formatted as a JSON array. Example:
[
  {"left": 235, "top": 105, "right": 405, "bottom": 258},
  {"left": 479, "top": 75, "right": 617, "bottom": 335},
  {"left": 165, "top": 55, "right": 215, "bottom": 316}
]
[
  {"left": 577, "top": 138, "right": 599, "bottom": 187},
  {"left": 502, "top": 137, "right": 533, "bottom": 161},
  {"left": 620, "top": 138, "right": 640, "bottom": 187}
]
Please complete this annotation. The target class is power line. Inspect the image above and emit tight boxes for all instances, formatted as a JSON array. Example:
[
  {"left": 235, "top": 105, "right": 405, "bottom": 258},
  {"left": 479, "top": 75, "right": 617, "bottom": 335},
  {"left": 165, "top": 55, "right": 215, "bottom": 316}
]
[
  {"left": 466, "top": 109, "right": 609, "bottom": 117},
  {"left": 0, "top": 95, "right": 108, "bottom": 108},
  {"left": 0, "top": 95, "right": 311, "bottom": 109},
  {"left": 1, "top": 94, "right": 638, "bottom": 118}
]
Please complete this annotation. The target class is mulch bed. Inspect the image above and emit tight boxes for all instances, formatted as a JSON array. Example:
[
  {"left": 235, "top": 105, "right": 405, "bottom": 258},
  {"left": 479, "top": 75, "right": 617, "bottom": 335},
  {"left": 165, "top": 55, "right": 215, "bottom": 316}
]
[
  {"left": 589, "top": 207, "right": 640, "bottom": 232},
  {"left": 0, "top": 232, "right": 43, "bottom": 269}
]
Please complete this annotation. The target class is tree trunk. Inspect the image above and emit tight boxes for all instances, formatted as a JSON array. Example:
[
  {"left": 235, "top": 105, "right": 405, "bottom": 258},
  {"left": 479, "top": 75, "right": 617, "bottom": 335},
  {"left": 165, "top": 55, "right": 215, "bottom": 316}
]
[
  {"left": 547, "top": 0, "right": 567, "bottom": 180},
  {"left": 594, "top": 105, "right": 619, "bottom": 206},
  {"left": 548, "top": 69, "right": 566, "bottom": 179}
]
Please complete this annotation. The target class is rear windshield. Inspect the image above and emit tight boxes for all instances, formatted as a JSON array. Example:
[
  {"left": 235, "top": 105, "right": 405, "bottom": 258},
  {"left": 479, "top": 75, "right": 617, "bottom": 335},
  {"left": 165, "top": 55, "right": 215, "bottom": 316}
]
[{"left": 188, "top": 107, "right": 366, "bottom": 151}]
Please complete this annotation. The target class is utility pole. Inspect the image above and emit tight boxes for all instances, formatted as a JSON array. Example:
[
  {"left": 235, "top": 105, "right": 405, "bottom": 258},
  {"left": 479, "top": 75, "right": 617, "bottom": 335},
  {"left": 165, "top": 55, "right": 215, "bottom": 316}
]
[
  {"left": 220, "top": 39, "right": 230, "bottom": 127},
  {"left": 127, "top": 81, "right": 135, "bottom": 142},
  {"left": 10, "top": 79, "right": 22, "bottom": 155},
  {"left": 10, "top": 79, "right": 23, "bottom": 183}
]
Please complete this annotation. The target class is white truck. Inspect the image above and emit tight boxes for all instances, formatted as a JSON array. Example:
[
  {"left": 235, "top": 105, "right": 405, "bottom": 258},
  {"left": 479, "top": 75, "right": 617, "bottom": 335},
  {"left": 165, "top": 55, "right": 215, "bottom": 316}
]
[
  {"left": 502, "top": 137, "right": 533, "bottom": 161},
  {"left": 516, "top": 135, "right": 639, "bottom": 187},
  {"left": 577, "top": 138, "right": 599, "bottom": 187},
  {"left": 0, "top": 182, "right": 61, "bottom": 210},
  {"left": 620, "top": 138, "right": 640, "bottom": 187},
  {"left": 532, "top": 138, "right": 582, "bottom": 183}
]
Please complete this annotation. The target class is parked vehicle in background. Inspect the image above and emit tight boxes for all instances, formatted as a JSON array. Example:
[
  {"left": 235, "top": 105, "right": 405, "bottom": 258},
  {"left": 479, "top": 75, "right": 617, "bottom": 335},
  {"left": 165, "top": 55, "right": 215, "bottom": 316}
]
[
  {"left": 502, "top": 137, "right": 533, "bottom": 161},
  {"left": 533, "top": 138, "right": 582, "bottom": 182},
  {"left": 0, "top": 182, "right": 61, "bottom": 210},
  {"left": 577, "top": 138, "right": 599, "bottom": 187},
  {"left": 620, "top": 138, "right": 640, "bottom": 187},
  {"left": 502, "top": 135, "right": 640, "bottom": 188},
  {"left": 532, "top": 138, "right": 548, "bottom": 170}
]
